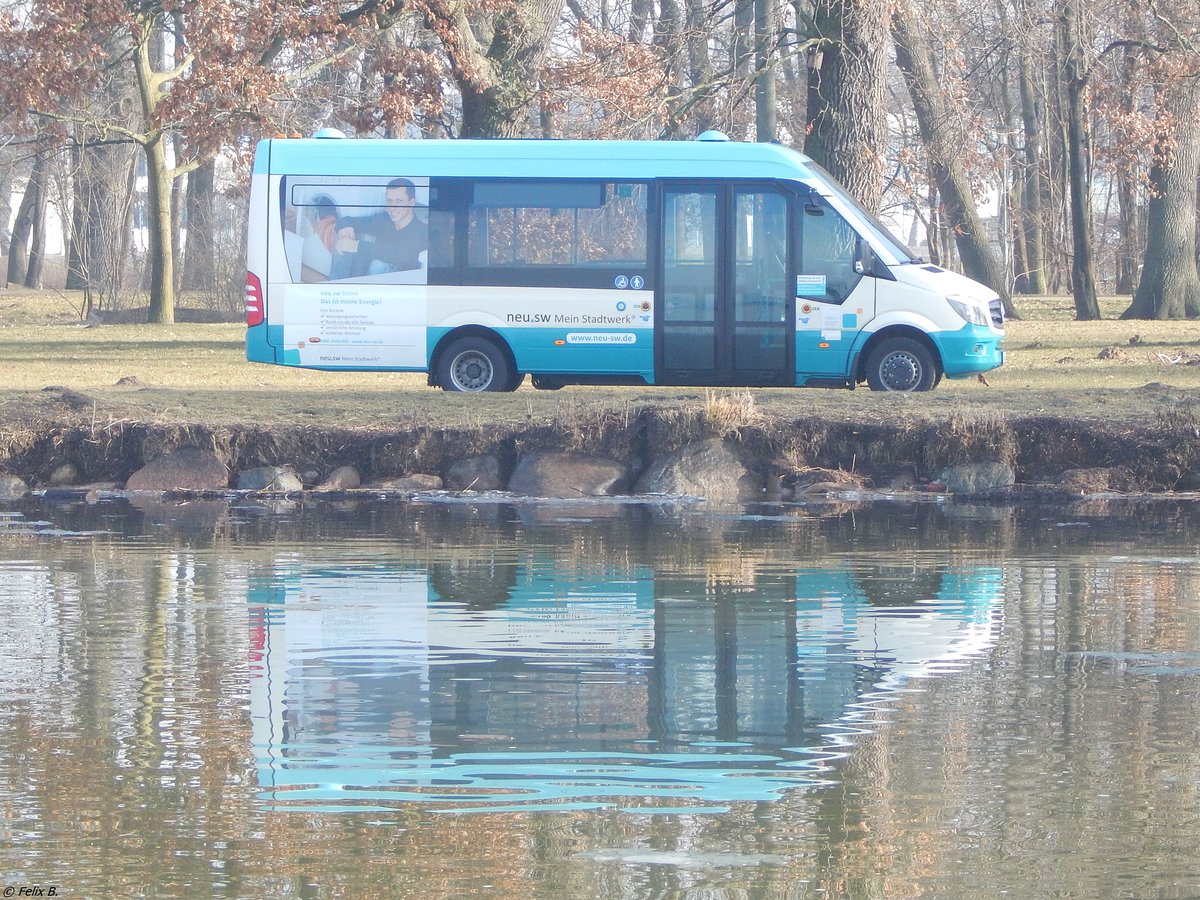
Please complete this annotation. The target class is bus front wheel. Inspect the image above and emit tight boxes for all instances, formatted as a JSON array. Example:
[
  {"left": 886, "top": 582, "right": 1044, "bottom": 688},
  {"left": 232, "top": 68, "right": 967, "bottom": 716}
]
[
  {"left": 864, "top": 338, "right": 939, "bottom": 392},
  {"left": 438, "top": 337, "right": 514, "bottom": 393}
]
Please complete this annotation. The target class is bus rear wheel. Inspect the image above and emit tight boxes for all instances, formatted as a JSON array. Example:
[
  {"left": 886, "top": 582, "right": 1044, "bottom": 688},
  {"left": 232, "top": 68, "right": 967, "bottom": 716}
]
[
  {"left": 864, "top": 338, "right": 939, "bottom": 392},
  {"left": 438, "top": 337, "right": 514, "bottom": 393}
]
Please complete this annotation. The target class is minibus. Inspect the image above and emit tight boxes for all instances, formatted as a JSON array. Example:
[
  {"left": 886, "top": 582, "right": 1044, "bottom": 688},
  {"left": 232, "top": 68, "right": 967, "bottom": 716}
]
[{"left": 245, "top": 131, "right": 1004, "bottom": 392}]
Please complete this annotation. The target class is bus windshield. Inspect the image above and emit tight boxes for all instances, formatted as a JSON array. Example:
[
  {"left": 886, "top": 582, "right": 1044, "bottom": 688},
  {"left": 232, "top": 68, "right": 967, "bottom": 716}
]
[{"left": 804, "top": 161, "right": 922, "bottom": 265}]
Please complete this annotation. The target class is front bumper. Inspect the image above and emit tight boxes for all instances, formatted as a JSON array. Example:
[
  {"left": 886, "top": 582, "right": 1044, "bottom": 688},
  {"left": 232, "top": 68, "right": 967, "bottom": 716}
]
[{"left": 933, "top": 325, "right": 1005, "bottom": 377}]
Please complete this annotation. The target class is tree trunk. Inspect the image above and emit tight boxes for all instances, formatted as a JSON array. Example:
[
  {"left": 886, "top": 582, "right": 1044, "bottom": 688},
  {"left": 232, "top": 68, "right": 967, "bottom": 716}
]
[
  {"left": 456, "top": 0, "right": 565, "bottom": 138},
  {"left": 1037, "top": 22, "right": 1070, "bottom": 298},
  {"left": 0, "top": 159, "right": 12, "bottom": 254},
  {"left": 721, "top": 0, "right": 753, "bottom": 138},
  {"left": 655, "top": 0, "right": 687, "bottom": 137},
  {"left": 629, "top": 0, "right": 651, "bottom": 42},
  {"left": 754, "top": 0, "right": 777, "bottom": 141},
  {"left": 803, "top": 0, "right": 888, "bottom": 209},
  {"left": 684, "top": 0, "right": 716, "bottom": 134},
  {"left": 143, "top": 134, "right": 176, "bottom": 324},
  {"left": 1016, "top": 44, "right": 1047, "bottom": 294},
  {"left": 925, "top": 177, "right": 944, "bottom": 267},
  {"left": 65, "top": 140, "right": 88, "bottom": 292},
  {"left": 1113, "top": 48, "right": 1140, "bottom": 296},
  {"left": 6, "top": 149, "right": 47, "bottom": 289},
  {"left": 132, "top": 16, "right": 175, "bottom": 323},
  {"left": 1122, "top": 75, "right": 1200, "bottom": 319},
  {"left": 1059, "top": 0, "right": 1101, "bottom": 320},
  {"left": 1114, "top": 166, "right": 1139, "bottom": 295},
  {"left": 66, "top": 135, "right": 138, "bottom": 304},
  {"left": 170, "top": 149, "right": 185, "bottom": 296},
  {"left": 732, "top": 0, "right": 754, "bottom": 83},
  {"left": 892, "top": 5, "right": 1013, "bottom": 314},
  {"left": 25, "top": 159, "right": 47, "bottom": 290}
]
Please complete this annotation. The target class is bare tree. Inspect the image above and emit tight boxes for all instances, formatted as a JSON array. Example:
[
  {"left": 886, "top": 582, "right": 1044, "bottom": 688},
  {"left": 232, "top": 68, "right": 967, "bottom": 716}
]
[
  {"left": 426, "top": 0, "right": 567, "bottom": 137},
  {"left": 1120, "top": 1, "right": 1200, "bottom": 319},
  {"left": 892, "top": 3, "right": 1014, "bottom": 314},
  {"left": 1058, "top": 0, "right": 1101, "bottom": 319},
  {"left": 181, "top": 161, "right": 216, "bottom": 294},
  {"left": 0, "top": 149, "right": 12, "bottom": 257},
  {"left": 0, "top": 0, "right": 406, "bottom": 323},
  {"left": 1012, "top": 0, "right": 1048, "bottom": 294},
  {"left": 754, "top": 0, "right": 778, "bottom": 141},
  {"left": 6, "top": 142, "right": 49, "bottom": 290},
  {"left": 1122, "top": 73, "right": 1200, "bottom": 319},
  {"left": 803, "top": 0, "right": 889, "bottom": 207}
]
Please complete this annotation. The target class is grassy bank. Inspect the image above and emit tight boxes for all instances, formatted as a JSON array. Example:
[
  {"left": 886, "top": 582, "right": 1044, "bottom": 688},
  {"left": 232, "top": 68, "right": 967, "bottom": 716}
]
[{"left": 1, "top": 289, "right": 1199, "bottom": 491}]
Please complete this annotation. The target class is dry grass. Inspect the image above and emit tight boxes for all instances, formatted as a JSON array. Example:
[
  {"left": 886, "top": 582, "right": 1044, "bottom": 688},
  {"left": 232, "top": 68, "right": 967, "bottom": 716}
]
[
  {"left": 2, "top": 287, "right": 1200, "bottom": 438},
  {"left": 702, "top": 390, "right": 765, "bottom": 436},
  {"left": 0, "top": 289, "right": 1195, "bottom": 489}
]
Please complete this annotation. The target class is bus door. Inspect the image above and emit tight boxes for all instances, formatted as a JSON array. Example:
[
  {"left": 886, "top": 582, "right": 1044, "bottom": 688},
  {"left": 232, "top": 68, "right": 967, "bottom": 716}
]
[
  {"left": 659, "top": 185, "right": 793, "bottom": 386},
  {"left": 793, "top": 188, "right": 877, "bottom": 379}
]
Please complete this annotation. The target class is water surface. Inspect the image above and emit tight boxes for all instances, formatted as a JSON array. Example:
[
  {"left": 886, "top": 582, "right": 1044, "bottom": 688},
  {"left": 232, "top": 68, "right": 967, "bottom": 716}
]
[{"left": 1, "top": 497, "right": 1198, "bottom": 897}]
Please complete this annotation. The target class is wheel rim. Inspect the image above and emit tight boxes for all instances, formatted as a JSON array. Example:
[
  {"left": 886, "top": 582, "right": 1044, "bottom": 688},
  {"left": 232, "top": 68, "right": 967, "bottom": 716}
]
[
  {"left": 450, "top": 350, "right": 493, "bottom": 391},
  {"left": 878, "top": 350, "right": 923, "bottom": 392}
]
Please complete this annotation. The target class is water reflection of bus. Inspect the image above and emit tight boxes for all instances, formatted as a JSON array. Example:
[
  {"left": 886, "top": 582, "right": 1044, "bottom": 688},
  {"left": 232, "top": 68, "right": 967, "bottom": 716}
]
[{"left": 248, "top": 554, "right": 1001, "bottom": 813}]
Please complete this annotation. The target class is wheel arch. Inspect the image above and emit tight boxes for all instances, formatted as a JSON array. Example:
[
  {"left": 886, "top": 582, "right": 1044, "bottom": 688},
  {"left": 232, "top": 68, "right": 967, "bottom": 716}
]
[
  {"left": 853, "top": 325, "right": 943, "bottom": 384},
  {"left": 428, "top": 325, "right": 519, "bottom": 388}
]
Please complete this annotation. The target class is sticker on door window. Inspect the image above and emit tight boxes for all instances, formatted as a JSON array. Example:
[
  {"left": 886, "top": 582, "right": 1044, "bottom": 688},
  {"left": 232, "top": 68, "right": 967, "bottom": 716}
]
[{"left": 797, "top": 275, "right": 827, "bottom": 297}]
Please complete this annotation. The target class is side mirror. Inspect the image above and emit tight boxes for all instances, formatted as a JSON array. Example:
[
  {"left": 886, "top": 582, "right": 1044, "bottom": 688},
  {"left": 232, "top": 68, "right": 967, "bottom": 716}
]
[
  {"left": 854, "top": 239, "right": 875, "bottom": 275},
  {"left": 854, "top": 239, "right": 893, "bottom": 279}
]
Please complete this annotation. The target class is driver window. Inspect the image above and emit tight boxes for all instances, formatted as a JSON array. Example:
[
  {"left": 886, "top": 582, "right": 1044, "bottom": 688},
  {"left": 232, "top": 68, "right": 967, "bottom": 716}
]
[{"left": 798, "top": 191, "right": 862, "bottom": 305}]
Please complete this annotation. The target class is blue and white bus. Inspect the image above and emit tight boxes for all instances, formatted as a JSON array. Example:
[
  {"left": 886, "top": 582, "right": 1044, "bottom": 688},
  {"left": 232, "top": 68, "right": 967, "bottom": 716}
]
[{"left": 245, "top": 131, "right": 1005, "bottom": 392}]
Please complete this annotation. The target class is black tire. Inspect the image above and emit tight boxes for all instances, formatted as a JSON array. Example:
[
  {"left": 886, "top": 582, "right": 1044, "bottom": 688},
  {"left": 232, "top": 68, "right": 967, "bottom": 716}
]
[
  {"left": 437, "top": 337, "right": 514, "bottom": 392},
  {"left": 864, "top": 337, "right": 939, "bottom": 392},
  {"left": 531, "top": 375, "right": 565, "bottom": 391}
]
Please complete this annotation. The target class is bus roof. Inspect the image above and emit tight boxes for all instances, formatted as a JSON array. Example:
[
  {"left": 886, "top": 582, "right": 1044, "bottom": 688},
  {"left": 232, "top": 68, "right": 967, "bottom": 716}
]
[{"left": 255, "top": 136, "right": 817, "bottom": 182}]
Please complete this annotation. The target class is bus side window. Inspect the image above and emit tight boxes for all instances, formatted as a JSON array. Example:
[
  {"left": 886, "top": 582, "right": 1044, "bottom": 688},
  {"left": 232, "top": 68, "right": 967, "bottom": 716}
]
[
  {"left": 577, "top": 184, "right": 648, "bottom": 265},
  {"left": 798, "top": 191, "right": 861, "bottom": 304},
  {"left": 467, "top": 181, "right": 648, "bottom": 270},
  {"left": 426, "top": 209, "right": 456, "bottom": 269},
  {"left": 735, "top": 190, "right": 788, "bottom": 323},
  {"left": 426, "top": 180, "right": 468, "bottom": 271}
]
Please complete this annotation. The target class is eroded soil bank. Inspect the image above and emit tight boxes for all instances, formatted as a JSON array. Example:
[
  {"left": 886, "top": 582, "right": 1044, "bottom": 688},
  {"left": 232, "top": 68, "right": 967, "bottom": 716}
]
[{"left": 2, "top": 388, "right": 1199, "bottom": 497}]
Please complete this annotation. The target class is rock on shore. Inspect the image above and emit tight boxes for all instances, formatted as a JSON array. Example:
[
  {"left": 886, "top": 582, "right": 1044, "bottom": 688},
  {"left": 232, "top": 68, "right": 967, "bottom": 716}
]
[
  {"left": 0, "top": 474, "right": 29, "bottom": 500},
  {"left": 3, "top": 401, "right": 1199, "bottom": 500},
  {"left": 125, "top": 447, "right": 229, "bottom": 491}
]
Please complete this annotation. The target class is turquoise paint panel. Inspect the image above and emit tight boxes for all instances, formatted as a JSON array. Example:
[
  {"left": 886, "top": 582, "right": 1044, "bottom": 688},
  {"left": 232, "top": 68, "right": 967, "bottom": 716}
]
[
  {"left": 260, "top": 138, "right": 814, "bottom": 183},
  {"left": 251, "top": 140, "right": 270, "bottom": 175},
  {"left": 794, "top": 332, "right": 851, "bottom": 379},
  {"left": 246, "top": 324, "right": 276, "bottom": 363},
  {"left": 259, "top": 324, "right": 302, "bottom": 365},
  {"left": 931, "top": 325, "right": 1004, "bottom": 377}
]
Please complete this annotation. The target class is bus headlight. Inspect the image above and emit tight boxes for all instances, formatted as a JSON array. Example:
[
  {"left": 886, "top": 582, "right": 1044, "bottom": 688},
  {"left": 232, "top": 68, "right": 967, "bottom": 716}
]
[{"left": 947, "top": 295, "right": 989, "bottom": 327}]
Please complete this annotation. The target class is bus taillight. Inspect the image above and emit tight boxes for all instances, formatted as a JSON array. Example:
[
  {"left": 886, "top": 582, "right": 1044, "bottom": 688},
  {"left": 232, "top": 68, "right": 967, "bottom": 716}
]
[{"left": 245, "top": 272, "right": 264, "bottom": 327}]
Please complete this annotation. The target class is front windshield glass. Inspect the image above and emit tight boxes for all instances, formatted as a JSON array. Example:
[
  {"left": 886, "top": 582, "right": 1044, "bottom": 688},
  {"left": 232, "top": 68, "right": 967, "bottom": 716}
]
[{"left": 803, "top": 160, "right": 922, "bottom": 264}]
